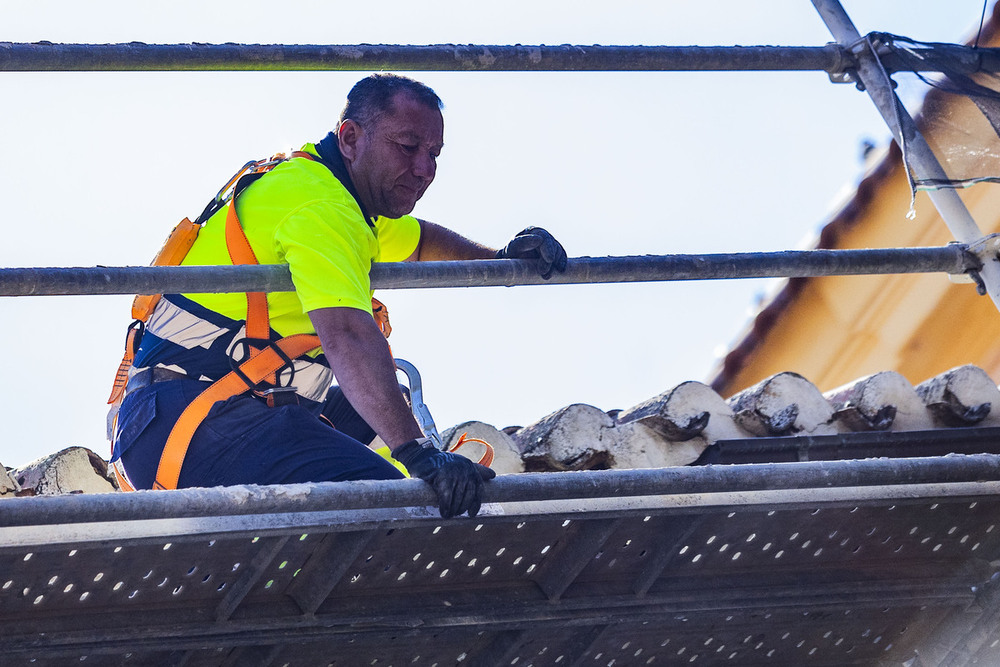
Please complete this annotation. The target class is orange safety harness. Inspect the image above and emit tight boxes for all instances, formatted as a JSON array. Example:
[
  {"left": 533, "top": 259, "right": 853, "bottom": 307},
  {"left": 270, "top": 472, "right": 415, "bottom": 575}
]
[
  {"left": 107, "top": 152, "right": 334, "bottom": 490},
  {"left": 108, "top": 151, "right": 490, "bottom": 491}
]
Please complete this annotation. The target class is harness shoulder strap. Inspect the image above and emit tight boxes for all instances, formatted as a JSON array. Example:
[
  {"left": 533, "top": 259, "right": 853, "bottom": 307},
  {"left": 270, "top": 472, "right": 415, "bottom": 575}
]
[
  {"left": 153, "top": 152, "right": 329, "bottom": 490},
  {"left": 112, "top": 150, "right": 389, "bottom": 490},
  {"left": 107, "top": 153, "right": 304, "bottom": 405},
  {"left": 225, "top": 181, "right": 270, "bottom": 343}
]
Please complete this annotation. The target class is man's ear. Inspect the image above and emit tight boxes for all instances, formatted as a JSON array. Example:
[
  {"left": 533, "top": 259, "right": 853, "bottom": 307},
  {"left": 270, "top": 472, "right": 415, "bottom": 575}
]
[{"left": 337, "top": 119, "right": 363, "bottom": 163}]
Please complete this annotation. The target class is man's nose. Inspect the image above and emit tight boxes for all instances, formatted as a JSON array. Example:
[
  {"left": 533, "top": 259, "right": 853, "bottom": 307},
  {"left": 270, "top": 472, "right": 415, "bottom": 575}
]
[{"left": 412, "top": 152, "right": 436, "bottom": 180}]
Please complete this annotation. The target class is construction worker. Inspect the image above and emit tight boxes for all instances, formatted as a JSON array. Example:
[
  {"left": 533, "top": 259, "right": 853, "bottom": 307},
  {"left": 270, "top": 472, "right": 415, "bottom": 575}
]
[{"left": 109, "top": 73, "right": 567, "bottom": 518}]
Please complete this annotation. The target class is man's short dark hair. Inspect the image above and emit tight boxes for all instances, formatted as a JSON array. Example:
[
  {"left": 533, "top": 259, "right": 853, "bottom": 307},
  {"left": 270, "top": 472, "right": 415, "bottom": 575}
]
[{"left": 340, "top": 74, "right": 443, "bottom": 129}]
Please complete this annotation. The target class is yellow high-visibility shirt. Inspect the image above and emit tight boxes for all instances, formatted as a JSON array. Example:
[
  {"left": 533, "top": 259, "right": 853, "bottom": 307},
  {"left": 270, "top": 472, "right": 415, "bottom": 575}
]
[{"left": 181, "top": 145, "right": 420, "bottom": 337}]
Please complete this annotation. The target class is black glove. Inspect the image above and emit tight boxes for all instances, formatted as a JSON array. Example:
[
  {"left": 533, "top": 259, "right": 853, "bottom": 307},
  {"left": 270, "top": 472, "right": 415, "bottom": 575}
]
[
  {"left": 496, "top": 226, "right": 568, "bottom": 279},
  {"left": 393, "top": 437, "right": 497, "bottom": 518}
]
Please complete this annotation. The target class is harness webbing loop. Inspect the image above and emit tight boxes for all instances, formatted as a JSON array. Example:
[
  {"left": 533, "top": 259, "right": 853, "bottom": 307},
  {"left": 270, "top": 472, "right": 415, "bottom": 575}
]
[
  {"left": 110, "top": 150, "right": 390, "bottom": 490},
  {"left": 152, "top": 152, "right": 323, "bottom": 490}
]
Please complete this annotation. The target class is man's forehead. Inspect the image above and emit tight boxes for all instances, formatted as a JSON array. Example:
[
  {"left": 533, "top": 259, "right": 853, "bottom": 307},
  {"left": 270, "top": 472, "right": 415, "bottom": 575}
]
[{"left": 380, "top": 99, "right": 444, "bottom": 145}]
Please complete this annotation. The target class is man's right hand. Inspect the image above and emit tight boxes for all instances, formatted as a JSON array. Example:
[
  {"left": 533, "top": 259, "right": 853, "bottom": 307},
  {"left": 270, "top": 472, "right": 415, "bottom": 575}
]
[{"left": 392, "top": 438, "right": 496, "bottom": 518}]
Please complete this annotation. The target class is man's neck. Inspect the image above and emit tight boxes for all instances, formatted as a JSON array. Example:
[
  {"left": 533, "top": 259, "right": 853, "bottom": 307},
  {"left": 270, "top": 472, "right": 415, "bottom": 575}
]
[{"left": 313, "top": 132, "right": 375, "bottom": 225}]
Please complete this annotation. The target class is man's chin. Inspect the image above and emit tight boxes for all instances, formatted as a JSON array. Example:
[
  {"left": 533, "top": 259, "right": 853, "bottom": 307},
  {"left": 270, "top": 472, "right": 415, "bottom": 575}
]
[{"left": 384, "top": 200, "right": 419, "bottom": 220}]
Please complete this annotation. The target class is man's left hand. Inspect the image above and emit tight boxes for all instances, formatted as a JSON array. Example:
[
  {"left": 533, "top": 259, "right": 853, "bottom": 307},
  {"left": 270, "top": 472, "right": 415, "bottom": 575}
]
[{"left": 496, "top": 227, "right": 568, "bottom": 279}]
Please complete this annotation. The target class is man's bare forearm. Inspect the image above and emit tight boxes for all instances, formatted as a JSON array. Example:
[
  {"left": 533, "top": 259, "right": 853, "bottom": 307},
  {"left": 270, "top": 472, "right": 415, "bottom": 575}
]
[
  {"left": 410, "top": 219, "right": 496, "bottom": 261},
  {"left": 309, "top": 306, "right": 423, "bottom": 450}
]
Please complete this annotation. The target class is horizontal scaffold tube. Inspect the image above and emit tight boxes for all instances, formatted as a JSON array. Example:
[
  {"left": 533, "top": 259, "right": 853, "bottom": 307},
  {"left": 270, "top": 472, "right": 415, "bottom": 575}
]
[
  {"left": 2, "top": 454, "right": 1000, "bottom": 527},
  {"left": 0, "top": 246, "right": 977, "bottom": 297},
  {"left": 2, "top": 42, "right": 999, "bottom": 74}
]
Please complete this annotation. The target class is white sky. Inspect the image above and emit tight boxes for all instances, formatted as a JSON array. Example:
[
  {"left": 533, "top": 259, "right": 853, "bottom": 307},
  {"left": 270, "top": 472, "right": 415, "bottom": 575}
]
[{"left": 0, "top": 1, "right": 991, "bottom": 468}]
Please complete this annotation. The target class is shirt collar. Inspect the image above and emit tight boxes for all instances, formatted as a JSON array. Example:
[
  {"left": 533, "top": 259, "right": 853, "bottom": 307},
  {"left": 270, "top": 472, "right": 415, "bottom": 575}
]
[{"left": 312, "top": 132, "right": 376, "bottom": 227}]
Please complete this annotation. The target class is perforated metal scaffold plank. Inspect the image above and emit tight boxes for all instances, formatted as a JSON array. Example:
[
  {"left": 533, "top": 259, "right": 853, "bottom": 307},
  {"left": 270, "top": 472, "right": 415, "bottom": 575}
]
[{"left": 4, "top": 454, "right": 1000, "bottom": 666}]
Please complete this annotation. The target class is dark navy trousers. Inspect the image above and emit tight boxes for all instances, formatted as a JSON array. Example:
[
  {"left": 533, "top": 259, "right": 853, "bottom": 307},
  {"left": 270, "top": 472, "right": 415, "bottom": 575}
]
[{"left": 113, "top": 378, "right": 404, "bottom": 490}]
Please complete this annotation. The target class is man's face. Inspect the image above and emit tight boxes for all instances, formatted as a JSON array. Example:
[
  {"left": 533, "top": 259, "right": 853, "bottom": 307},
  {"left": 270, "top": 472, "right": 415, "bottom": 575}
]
[{"left": 340, "top": 92, "right": 444, "bottom": 220}]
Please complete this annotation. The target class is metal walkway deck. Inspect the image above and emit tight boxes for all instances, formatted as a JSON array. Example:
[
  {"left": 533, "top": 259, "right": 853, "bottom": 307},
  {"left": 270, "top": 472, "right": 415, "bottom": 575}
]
[{"left": 4, "top": 454, "right": 1000, "bottom": 666}]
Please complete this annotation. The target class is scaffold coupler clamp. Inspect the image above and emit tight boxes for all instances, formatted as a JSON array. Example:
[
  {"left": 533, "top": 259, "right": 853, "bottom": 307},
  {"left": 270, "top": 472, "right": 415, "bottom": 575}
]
[
  {"left": 394, "top": 357, "right": 444, "bottom": 451},
  {"left": 958, "top": 235, "right": 1000, "bottom": 296},
  {"left": 825, "top": 41, "right": 857, "bottom": 85}
]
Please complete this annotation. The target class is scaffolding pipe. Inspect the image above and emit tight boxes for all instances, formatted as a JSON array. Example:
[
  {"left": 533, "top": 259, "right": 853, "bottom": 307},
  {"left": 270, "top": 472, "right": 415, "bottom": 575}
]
[
  {"left": 0, "top": 246, "right": 976, "bottom": 297},
  {"left": 2, "top": 454, "right": 999, "bottom": 528},
  {"left": 813, "top": 0, "right": 1000, "bottom": 315},
  {"left": 2, "top": 41, "right": 999, "bottom": 74}
]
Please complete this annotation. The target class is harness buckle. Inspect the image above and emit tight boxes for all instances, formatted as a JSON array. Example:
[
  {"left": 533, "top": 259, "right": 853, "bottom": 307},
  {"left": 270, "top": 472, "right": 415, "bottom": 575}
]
[
  {"left": 257, "top": 385, "right": 300, "bottom": 408},
  {"left": 228, "top": 337, "right": 297, "bottom": 391},
  {"left": 228, "top": 337, "right": 270, "bottom": 366},
  {"left": 127, "top": 319, "right": 146, "bottom": 351}
]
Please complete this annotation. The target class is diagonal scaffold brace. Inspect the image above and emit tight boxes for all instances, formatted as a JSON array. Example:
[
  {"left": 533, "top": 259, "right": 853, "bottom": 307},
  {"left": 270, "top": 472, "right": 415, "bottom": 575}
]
[{"left": 813, "top": 0, "right": 1000, "bottom": 315}]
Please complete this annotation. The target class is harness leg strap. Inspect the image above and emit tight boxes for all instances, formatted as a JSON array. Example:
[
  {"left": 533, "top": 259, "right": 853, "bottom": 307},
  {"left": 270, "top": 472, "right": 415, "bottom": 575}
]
[{"left": 153, "top": 334, "right": 320, "bottom": 491}]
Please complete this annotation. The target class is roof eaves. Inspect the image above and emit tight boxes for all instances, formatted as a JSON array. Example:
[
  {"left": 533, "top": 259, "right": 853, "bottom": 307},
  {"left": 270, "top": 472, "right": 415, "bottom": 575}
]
[{"left": 707, "top": 4, "right": 1000, "bottom": 395}]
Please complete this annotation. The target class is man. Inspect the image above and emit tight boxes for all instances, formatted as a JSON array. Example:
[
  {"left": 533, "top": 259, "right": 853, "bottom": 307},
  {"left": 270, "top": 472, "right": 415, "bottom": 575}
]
[{"left": 110, "top": 74, "right": 566, "bottom": 518}]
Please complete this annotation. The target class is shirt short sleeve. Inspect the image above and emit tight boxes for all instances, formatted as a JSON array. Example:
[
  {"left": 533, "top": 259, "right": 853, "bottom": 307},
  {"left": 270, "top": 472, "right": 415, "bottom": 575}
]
[
  {"left": 375, "top": 214, "right": 421, "bottom": 262},
  {"left": 275, "top": 201, "right": 378, "bottom": 314}
]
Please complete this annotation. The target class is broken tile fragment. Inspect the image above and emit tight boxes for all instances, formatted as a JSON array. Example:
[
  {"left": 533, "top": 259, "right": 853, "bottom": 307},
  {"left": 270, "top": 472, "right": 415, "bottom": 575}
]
[
  {"left": 610, "top": 421, "right": 708, "bottom": 469},
  {"left": 727, "top": 372, "right": 836, "bottom": 437},
  {"left": 0, "top": 464, "right": 20, "bottom": 498},
  {"left": 14, "top": 447, "right": 117, "bottom": 496},
  {"left": 617, "top": 381, "right": 746, "bottom": 444},
  {"left": 916, "top": 364, "right": 1000, "bottom": 427},
  {"left": 511, "top": 404, "right": 614, "bottom": 471},
  {"left": 826, "top": 371, "right": 934, "bottom": 432},
  {"left": 616, "top": 381, "right": 710, "bottom": 440}
]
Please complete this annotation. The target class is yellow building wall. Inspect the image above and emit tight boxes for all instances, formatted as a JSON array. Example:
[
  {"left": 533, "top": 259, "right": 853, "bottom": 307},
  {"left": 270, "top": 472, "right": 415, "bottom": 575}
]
[
  {"left": 717, "top": 159, "right": 1000, "bottom": 396},
  {"left": 711, "top": 11, "right": 1000, "bottom": 398}
]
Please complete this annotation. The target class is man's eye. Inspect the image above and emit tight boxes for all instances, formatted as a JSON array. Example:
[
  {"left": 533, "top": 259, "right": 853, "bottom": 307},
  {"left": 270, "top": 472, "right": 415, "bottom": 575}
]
[{"left": 399, "top": 143, "right": 418, "bottom": 153}]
